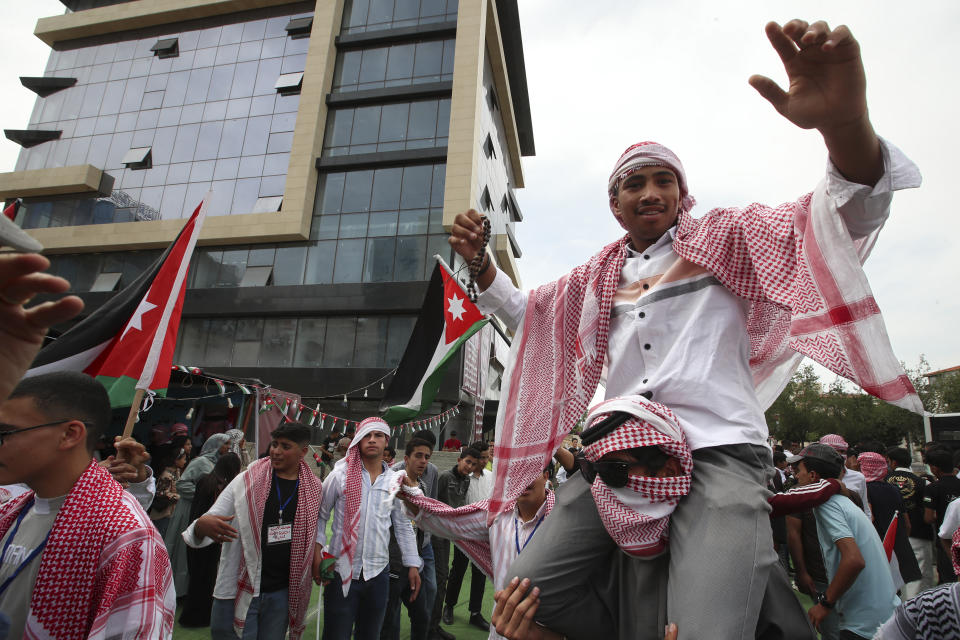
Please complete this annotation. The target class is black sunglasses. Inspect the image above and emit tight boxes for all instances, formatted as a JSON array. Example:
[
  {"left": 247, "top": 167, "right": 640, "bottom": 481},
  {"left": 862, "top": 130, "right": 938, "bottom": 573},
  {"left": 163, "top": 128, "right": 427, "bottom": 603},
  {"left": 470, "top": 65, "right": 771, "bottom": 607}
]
[{"left": 579, "top": 457, "right": 631, "bottom": 488}]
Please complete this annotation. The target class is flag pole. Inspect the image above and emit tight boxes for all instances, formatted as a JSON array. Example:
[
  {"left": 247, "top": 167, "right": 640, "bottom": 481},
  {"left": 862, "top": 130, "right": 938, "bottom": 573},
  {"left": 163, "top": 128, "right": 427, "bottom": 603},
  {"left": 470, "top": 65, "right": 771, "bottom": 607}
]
[{"left": 122, "top": 388, "right": 146, "bottom": 438}]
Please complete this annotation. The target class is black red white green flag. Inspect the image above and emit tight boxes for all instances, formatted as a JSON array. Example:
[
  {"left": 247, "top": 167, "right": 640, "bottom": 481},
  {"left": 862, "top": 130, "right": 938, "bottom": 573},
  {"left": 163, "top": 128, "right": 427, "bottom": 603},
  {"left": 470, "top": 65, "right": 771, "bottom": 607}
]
[
  {"left": 28, "top": 199, "right": 208, "bottom": 407},
  {"left": 381, "top": 259, "right": 488, "bottom": 425}
]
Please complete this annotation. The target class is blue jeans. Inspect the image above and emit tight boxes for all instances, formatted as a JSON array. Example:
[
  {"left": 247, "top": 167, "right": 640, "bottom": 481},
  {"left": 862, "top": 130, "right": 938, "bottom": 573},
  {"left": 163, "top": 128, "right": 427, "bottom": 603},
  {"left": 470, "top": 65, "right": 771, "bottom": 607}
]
[
  {"left": 323, "top": 568, "right": 390, "bottom": 640},
  {"left": 210, "top": 589, "right": 289, "bottom": 640}
]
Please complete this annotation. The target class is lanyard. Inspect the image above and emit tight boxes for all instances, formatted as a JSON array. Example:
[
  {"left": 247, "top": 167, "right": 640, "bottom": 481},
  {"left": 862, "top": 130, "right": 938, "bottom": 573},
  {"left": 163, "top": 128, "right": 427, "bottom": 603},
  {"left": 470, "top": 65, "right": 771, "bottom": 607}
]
[
  {"left": 514, "top": 513, "right": 546, "bottom": 555},
  {"left": 274, "top": 472, "right": 299, "bottom": 523},
  {"left": 0, "top": 499, "right": 50, "bottom": 598}
]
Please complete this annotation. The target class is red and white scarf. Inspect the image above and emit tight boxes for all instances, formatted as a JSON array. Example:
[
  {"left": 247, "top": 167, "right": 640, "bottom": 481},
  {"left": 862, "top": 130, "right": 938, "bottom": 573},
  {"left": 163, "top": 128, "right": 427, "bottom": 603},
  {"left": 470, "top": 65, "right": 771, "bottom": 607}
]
[
  {"left": 0, "top": 461, "right": 175, "bottom": 639},
  {"left": 581, "top": 397, "right": 692, "bottom": 556},
  {"left": 857, "top": 452, "right": 888, "bottom": 482},
  {"left": 489, "top": 140, "right": 922, "bottom": 521},
  {"left": 233, "top": 457, "right": 321, "bottom": 640},
  {"left": 334, "top": 416, "right": 391, "bottom": 595}
]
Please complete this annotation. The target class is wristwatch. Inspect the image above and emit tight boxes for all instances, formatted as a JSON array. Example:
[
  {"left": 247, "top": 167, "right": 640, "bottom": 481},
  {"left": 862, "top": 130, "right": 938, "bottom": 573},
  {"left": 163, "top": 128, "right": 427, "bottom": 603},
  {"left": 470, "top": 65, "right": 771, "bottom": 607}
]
[{"left": 816, "top": 592, "right": 835, "bottom": 609}]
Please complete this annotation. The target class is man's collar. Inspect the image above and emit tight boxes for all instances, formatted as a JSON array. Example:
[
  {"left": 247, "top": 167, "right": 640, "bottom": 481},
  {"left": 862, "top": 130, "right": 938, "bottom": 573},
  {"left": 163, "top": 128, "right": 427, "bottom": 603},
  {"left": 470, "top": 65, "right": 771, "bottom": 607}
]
[
  {"left": 624, "top": 227, "right": 677, "bottom": 256},
  {"left": 894, "top": 467, "right": 914, "bottom": 473}
]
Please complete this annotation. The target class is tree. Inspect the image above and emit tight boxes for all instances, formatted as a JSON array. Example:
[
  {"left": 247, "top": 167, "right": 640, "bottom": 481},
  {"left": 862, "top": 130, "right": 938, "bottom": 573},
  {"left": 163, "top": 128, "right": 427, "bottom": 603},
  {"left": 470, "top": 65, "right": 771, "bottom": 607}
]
[{"left": 765, "top": 364, "right": 822, "bottom": 444}]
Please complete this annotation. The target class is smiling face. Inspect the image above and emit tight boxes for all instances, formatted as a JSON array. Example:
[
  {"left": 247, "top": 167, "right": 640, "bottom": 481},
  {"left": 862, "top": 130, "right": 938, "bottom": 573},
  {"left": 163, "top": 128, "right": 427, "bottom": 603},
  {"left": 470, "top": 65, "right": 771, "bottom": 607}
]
[{"left": 610, "top": 166, "right": 681, "bottom": 252}]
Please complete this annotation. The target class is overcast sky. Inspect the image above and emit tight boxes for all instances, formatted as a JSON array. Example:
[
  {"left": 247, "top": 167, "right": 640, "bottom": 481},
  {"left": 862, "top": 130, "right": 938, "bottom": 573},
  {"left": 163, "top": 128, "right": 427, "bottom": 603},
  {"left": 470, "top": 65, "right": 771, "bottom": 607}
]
[{"left": 3, "top": 1, "right": 957, "bottom": 377}]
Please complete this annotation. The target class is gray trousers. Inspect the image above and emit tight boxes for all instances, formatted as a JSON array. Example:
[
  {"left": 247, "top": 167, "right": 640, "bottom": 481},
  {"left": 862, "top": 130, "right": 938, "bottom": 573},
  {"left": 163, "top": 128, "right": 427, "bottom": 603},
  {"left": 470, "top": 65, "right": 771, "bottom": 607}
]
[{"left": 508, "top": 444, "right": 815, "bottom": 640}]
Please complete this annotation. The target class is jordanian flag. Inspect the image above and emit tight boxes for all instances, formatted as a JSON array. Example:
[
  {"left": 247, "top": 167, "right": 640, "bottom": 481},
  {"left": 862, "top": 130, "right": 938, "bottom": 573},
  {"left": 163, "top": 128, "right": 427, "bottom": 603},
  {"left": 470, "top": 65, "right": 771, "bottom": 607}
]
[
  {"left": 381, "top": 260, "right": 488, "bottom": 425},
  {"left": 28, "top": 199, "right": 207, "bottom": 407}
]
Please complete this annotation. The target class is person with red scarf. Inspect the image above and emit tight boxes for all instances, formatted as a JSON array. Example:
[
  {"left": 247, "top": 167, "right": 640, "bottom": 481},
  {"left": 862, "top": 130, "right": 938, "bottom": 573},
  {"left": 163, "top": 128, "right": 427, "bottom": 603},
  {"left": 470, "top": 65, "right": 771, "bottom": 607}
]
[
  {"left": 450, "top": 18, "right": 922, "bottom": 640},
  {"left": 0, "top": 371, "right": 175, "bottom": 639},
  {"left": 184, "top": 422, "right": 321, "bottom": 639}
]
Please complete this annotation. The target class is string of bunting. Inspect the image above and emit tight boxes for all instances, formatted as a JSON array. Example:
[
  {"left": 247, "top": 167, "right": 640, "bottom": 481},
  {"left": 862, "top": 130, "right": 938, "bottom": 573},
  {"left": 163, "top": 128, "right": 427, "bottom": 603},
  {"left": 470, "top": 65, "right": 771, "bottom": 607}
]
[{"left": 163, "top": 365, "right": 460, "bottom": 435}]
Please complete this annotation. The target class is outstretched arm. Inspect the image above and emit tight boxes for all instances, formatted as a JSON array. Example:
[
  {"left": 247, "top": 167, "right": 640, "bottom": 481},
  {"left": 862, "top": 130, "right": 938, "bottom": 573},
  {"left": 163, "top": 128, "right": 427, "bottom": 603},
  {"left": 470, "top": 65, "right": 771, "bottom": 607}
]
[{"left": 749, "top": 19, "right": 882, "bottom": 186}]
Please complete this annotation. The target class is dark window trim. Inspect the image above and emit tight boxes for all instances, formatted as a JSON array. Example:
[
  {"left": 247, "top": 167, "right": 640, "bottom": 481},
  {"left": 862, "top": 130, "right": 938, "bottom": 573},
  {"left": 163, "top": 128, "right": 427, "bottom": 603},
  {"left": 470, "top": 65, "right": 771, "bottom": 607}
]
[
  {"left": 150, "top": 37, "right": 179, "bottom": 59},
  {"left": 285, "top": 16, "right": 313, "bottom": 39},
  {"left": 20, "top": 76, "right": 77, "bottom": 98},
  {"left": 316, "top": 147, "right": 446, "bottom": 172},
  {"left": 326, "top": 81, "right": 452, "bottom": 108},
  {"left": 507, "top": 190, "right": 523, "bottom": 222},
  {"left": 4, "top": 129, "right": 62, "bottom": 148},
  {"left": 505, "top": 223, "right": 522, "bottom": 258},
  {"left": 335, "top": 21, "right": 457, "bottom": 50}
]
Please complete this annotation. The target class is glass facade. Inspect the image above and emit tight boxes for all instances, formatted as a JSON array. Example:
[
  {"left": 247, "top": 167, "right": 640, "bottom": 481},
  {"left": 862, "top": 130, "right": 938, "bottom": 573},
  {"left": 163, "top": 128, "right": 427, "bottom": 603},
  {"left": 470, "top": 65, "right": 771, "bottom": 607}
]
[
  {"left": 331, "top": 38, "right": 455, "bottom": 92},
  {"left": 173, "top": 314, "right": 416, "bottom": 369},
  {"left": 322, "top": 98, "right": 450, "bottom": 156},
  {"left": 340, "top": 0, "right": 458, "bottom": 35},
  {"left": 15, "top": 9, "right": 310, "bottom": 228}
]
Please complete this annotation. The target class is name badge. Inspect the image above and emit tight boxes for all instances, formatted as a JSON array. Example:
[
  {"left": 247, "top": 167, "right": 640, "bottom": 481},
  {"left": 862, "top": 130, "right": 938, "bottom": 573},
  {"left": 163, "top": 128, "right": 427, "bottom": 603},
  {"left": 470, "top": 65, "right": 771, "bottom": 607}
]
[{"left": 267, "top": 523, "right": 293, "bottom": 545}]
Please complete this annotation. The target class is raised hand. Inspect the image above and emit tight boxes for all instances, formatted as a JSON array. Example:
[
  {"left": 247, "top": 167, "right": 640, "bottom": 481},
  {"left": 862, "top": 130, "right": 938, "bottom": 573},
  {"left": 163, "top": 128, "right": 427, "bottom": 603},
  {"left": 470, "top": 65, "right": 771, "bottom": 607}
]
[
  {"left": 749, "top": 20, "right": 882, "bottom": 185},
  {"left": 0, "top": 253, "right": 84, "bottom": 404}
]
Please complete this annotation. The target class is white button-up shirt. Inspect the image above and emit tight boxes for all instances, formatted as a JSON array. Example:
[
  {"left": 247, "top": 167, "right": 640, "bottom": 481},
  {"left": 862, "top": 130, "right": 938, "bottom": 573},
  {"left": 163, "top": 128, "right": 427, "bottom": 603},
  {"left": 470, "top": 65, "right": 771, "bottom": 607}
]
[
  {"left": 317, "top": 462, "right": 422, "bottom": 583},
  {"left": 478, "top": 141, "right": 915, "bottom": 450}
]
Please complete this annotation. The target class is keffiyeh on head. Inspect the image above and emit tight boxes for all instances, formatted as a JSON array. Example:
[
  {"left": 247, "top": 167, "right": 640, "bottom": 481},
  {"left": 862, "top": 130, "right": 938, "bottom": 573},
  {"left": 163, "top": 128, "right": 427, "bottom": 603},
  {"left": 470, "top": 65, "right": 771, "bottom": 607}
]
[
  {"left": 819, "top": 434, "right": 849, "bottom": 454},
  {"left": 581, "top": 396, "right": 692, "bottom": 557},
  {"left": 858, "top": 452, "right": 888, "bottom": 482},
  {"left": 607, "top": 141, "right": 695, "bottom": 213},
  {"left": 337, "top": 416, "right": 391, "bottom": 594},
  {"left": 225, "top": 429, "right": 245, "bottom": 456}
]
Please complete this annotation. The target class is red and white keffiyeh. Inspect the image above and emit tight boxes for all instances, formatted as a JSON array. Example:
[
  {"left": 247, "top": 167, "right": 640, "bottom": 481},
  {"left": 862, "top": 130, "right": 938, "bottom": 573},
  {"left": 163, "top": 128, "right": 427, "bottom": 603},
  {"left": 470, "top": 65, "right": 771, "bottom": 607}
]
[
  {"left": 581, "top": 397, "right": 692, "bottom": 556},
  {"left": 0, "top": 461, "right": 175, "bottom": 639},
  {"left": 819, "top": 433, "right": 850, "bottom": 453},
  {"left": 857, "top": 452, "right": 888, "bottom": 483},
  {"left": 334, "top": 416, "right": 391, "bottom": 594},
  {"left": 489, "top": 140, "right": 922, "bottom": 522},
  {"left": 233, "top": 457, "right": 321, "bottom": 640}
]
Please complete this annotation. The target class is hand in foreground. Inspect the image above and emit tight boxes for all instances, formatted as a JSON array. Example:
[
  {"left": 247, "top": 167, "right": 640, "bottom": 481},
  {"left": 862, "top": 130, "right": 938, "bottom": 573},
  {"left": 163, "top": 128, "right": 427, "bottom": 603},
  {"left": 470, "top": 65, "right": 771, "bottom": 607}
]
[
  {"left": 807, "top": 603, "right": 829, "bottom": 631},
  {"left": 491, "top": 577, "right": 560, "bottom": 640},
  {"left": 0, "top": 253, "right": 83, "bottom": 404},
  {"left": 795, "top": 570, "right": 816, "bottom": 596},
  {"left": 112, "top": 436, "right": 151, "bottom": 483},
  {"left": 407, "top": 567, "right": 421, "bottom": 602},
  {"left": 196, "top": 514, "right": 238, "bottom": 543},
  {"left": 312, "top": 544, "right": 337, "bottom": 585},
  {"left": 749, "top": 20, "right": 867, "bottom": 134},
  {"left": 448, "top": 209, "right": 487, "bottom": 263}
]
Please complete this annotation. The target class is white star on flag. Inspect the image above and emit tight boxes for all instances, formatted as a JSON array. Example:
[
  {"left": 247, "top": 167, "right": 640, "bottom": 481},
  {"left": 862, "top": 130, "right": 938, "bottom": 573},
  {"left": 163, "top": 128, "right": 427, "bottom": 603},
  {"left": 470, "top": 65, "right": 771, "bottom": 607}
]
[
  {"left": 121, "top": 295, "right": 158, "bottom": 340},
  {"left": 447, "top": 293, "right": 466, "bottom": 322}
]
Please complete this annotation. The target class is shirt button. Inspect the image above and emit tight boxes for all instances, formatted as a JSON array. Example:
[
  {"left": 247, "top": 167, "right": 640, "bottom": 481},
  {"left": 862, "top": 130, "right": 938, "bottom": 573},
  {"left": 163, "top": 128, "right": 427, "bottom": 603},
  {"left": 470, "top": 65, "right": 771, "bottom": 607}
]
[
  {"left": 642, "top": 378, "right": 648, "bottom": 384},
  {"left": 643, "top": 254, "right": 650, "bottom": 260},
  {"left": 644, "top": 343, "right": 651, "bottom": 350},
  {"left": 638, "top": 311, "right": 645, "bottom": 319},
  {"left": 642, "top": 283, "right": 649, "bottom": 290}
]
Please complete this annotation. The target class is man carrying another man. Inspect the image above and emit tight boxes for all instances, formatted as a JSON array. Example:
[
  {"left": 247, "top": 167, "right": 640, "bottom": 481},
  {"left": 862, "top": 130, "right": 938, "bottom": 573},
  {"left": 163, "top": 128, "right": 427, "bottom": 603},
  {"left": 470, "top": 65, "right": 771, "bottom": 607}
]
[{"left": 451, "top": 18, "right": 923, "bottom": 640}]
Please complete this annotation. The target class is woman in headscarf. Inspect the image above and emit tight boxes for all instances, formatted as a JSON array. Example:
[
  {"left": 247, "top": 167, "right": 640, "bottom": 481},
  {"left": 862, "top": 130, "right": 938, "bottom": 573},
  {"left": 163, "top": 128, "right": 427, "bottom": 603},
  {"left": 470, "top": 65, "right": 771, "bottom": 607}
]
[
  {"left": 164, "top": 432, "right": 231, "bottom": 596},
  {"left": 179, "top": 452, "right": 243, "bottom": 627},
  {"left": 224, "top": 428, "right": 251, "bottom": 469}
]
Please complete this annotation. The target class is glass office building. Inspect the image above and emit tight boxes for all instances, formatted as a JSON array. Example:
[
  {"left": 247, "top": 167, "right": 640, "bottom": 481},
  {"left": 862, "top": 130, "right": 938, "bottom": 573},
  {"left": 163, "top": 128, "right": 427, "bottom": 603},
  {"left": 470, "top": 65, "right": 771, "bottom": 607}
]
[{"left": 3, "top": 0, "right": 533, "bottom": 434}]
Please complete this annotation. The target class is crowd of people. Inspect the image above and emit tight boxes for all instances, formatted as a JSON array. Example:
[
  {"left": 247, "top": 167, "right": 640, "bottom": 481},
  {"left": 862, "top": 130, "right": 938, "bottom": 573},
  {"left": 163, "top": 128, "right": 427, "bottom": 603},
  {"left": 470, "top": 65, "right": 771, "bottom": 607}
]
[{"left": 0, "top": 15, "right": 955, "bottom": 640}]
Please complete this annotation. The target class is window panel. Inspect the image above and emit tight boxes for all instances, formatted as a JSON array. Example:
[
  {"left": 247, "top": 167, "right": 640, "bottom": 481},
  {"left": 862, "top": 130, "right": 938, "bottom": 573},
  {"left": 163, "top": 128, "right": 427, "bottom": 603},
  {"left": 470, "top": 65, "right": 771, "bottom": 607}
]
[
  {"left": 341, "top": 170, "right": 373, "bottom": 212},
  {"left": 310, "top": 214, "right": 339, "bottom": 240},
  {"left": 204, "top": 319, "right": 237, "bottom": 365},
  {"left": 185, "top": 66, "right": 213, "bottom": 104},
  {"left": 273, "top": 246, "right": 307, "bottom": 285},
  {"left": 385, "top": 44, "right": 415, "bottom": 82},
  {"left": 363, "top": 237, "right": 395, "bottom": 282},
  {"left": 263, "top": 153, "right": 289, "bottom": 176},
  {"left": 400, "top": 164, "right": 432, "bottom": 209},
  {"left": 431, "top": 164, "right": 446, "bottom": 207},
  {"left": 236, "top": 317, "right": 264, "bottom": 340},
  {"left": 386, "top": 316, "right": 416, "bottom": 366},
  {"left": 175, "top": 319, "right": 207, "bottom": 363},
  {"left": 368, "top": 211, "right": 398, "bottom": 236},
  {"left": 195, "top": 121, "right": 224, "bottom": 161},
  {"left": 408, "top": 100, "right": 439, "bottom": 141},
  {"left": 226, "top": 98, "right": 251, "bottom": 119},
  {"left": 207, "top": 65, "right": 235, "bottom": 102},
  {"left": 294, "top": 318, "right": 326, "bottom": 367},
  {"left": 232, "top": 177, "right": 261, "bottom": 212},
  {"left": 259, "top": 318, "right": 297, "bottom": 366},
  {"left": 259, "top": 175, "right": 285, "bottom": 197},
  {"left": 241, "top": 115, "right": 272, "bottom": 156},
  {"left": 162, "top": 71, "right": 190, "bottom": 107},
  {"left": 397, "top": 209, "right": 428, "bottom": 235},
  {"left": 334, "top": 51, "right": 362, "bottom": 90},
  {"left": 358, "top": 48, "right": 388, "bottom": 85},
  {"left": 413, "top": 40, "right": 443, "bottom": 80},
  {"left": 193, "top": 250, "right": 222, "bottom": 288},
  {"left": 318, "top": 172, "right": 345, "bottom": 214},
  {"left": 378, "top": 103, "right": 409, "bottom": 143},
  {"left": 370, "top": 167, "right": 402, "bottom": 211},
  {"left": 353, "top": 316, "right": 387, "bottom": 367},
  {"left": 232, "top": 340, "right": 261, "bottom": 366},
  {"left": 322, "top": 317, "right": 356, "bottom": 367},
  {"left": 333, "top": 238, "right": 365, "bottom": 283},
  {"left": 339, "top": 213, "right": 368, "bottom": 238},
  {"left": 219, "top": 119, "right": 246, "bottom": 158},
  {"left": 216, "top": 248, "right": 247, "bottom": 287},
  {"left": 395, "top": 235, "right": 426, "bottom": 280},
  {"left": 305, "top": 240, "right": 336, "bottom": 283},
  {"left": 230, "top": 61, "right": 258, "bottom": 99}
]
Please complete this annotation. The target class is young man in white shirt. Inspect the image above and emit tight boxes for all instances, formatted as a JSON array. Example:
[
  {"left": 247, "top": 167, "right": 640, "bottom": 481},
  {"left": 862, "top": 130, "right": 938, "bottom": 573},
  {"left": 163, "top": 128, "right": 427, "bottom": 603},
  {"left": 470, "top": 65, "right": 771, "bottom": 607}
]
[
  {"left": 185, "top": 422, "right": 322, "bottom": 640},
  {"left": 314, "top": 417, "right": 422, "bottom": 640},
  {"left": 449, "top": 18, "right": 921, "bottom": 640}
]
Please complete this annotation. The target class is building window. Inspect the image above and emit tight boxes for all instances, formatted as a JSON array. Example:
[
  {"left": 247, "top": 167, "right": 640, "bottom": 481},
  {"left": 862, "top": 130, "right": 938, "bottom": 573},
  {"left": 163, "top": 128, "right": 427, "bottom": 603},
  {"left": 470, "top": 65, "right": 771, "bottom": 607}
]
[
  {"left": 322, "top": 98, "right": 450, "bottom": 156},
  {"left": 275, "top": 72, "right": 304, "bottom": 95},
  {"left": 480, "top": 185, "right": 493, "bottom": 212},
  {"left": 340, "top": 0, "right": 458, "bottom": 35},
  {"left": 122, "top": 146, "right": 152, "bottom": 170},
  {"left": 285, "top": 16, "right": 313, "bottom": 39},
  {"left": 487, "top": 85, "right": 499, "bottom": 111},
  {"left": 331, "top": 39, "right": 455, "bottom": 93},
  {"left": 90, "top": 272, "right": 122, "bottom": 292},
  {"left": 150, "top": 38, "right": 179, "bottom": 59},
  {"left": 483, "top": 133, "right": 496, "bottom": 159}
]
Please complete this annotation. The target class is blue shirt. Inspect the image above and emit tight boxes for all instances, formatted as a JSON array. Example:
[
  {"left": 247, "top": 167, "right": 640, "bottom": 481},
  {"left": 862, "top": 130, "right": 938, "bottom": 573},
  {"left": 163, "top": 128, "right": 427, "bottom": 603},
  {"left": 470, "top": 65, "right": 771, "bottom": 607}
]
[{"left": 814, "top": 494, "right": 900, "bottom": 637}]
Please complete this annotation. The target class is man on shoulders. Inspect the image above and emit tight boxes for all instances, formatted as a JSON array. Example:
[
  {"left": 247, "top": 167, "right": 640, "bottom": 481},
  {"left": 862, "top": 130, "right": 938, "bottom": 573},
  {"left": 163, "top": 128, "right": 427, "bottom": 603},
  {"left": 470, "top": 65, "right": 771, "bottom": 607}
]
[
  {"left": 315, "top": 418, "right": 422, "bottom": 640},
  {"left": 789, "top": 444, "right": 899, "bottom": 639},
  {"left": 0, "top": 371, "right": 175, "bottom": 639},
  {"left": 184, "top": 422, "right": 321, "bottom": 639}
]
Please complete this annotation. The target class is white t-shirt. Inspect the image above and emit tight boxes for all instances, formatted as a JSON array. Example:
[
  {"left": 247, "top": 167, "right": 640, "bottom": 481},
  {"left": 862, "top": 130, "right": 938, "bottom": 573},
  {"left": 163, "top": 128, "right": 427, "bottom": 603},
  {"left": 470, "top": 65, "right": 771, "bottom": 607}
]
[{"left": 939, "top": 496, "right": 960, "bottom": 540}]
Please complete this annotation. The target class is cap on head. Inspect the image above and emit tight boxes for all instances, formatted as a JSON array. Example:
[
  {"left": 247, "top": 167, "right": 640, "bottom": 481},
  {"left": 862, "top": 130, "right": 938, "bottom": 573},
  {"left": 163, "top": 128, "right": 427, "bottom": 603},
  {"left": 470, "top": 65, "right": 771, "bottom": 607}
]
[
  {"left": 786, "top": 443, "right": 844, "bottom": 475},
  {"left": 818, "top": 434, "right": 849, "bottom": 454},
  {"left": 607, "top": 142, "right": 695, "bottom": 212}
]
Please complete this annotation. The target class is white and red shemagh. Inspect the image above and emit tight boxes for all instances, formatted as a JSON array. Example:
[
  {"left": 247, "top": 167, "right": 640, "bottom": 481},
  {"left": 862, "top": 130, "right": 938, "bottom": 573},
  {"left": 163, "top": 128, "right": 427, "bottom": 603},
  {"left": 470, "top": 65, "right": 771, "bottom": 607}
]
[
  {"left": 581, "top": 397, "right": 692, "bottom": 557},
  {"left": 488, "top": 140, "right": 922, "bottom": 522},
  {"left": 233, "top": 457, "right": 321, "bottom": 640},
  {"left": 334, "top": 416, "right": 391, "bottom": 594},
  {"left": 0, "top": 461, "right": 175, "bottom": 639}
]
